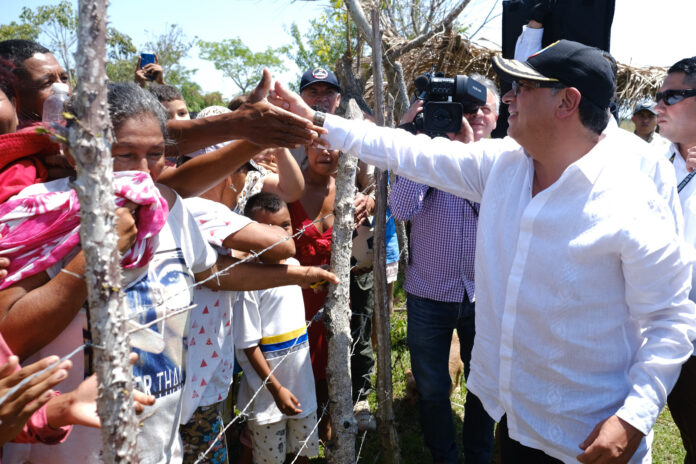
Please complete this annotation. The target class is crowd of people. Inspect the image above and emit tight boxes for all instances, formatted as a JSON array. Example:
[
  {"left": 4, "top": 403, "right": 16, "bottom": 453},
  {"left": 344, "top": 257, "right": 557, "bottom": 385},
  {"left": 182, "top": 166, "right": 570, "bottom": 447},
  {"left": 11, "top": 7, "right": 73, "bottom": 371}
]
[{"left": 0, "top": 12, "right": 694, "bottom": 464}]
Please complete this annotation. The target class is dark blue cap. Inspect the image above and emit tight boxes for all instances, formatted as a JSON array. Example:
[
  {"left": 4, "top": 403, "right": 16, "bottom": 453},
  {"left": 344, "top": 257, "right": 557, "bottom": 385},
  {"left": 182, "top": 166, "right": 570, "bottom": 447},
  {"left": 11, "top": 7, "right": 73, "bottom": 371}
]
[{"left": 299, "top": 67, "right": 341, "bottom": 93}]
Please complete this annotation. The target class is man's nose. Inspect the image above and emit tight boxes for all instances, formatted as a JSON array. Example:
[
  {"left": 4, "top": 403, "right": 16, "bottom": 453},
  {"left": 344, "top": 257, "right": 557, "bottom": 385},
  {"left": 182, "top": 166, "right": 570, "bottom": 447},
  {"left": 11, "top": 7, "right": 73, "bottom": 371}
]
[{"left": 502, "top": 89, "right": 515, "bottom": 104}]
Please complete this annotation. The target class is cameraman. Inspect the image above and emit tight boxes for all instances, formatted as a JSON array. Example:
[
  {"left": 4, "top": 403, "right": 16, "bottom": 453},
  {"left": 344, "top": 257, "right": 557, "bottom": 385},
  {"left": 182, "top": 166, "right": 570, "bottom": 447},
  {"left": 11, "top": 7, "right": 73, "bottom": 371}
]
[{"left": 389, "top": 74, "right": 498, "bottom": 464}]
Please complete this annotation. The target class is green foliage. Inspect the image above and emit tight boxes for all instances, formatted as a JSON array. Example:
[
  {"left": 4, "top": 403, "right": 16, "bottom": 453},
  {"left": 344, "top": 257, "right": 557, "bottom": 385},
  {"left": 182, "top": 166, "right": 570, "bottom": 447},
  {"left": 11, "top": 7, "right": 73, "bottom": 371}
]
[
  {"left": 177, "top": 81, "right": 225, "bottom": 114},
  {"left": 286, "top": 6, "right": 359, "bottom": 85},
  {"left": 197, "top": 37, "right": 289, "bottom": 95},
  {"left": 0, "top": 21, "right": 39, "bottom": 42}
]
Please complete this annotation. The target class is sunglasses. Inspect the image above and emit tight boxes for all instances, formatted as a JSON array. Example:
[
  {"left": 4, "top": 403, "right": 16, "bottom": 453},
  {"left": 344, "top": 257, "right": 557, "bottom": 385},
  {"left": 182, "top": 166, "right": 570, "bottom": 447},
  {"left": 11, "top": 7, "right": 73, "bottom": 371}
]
[
  {"left": 655, "top": 89, "right": 696, "bottom": 106},
  {"left": 511, "top": 80, "right": 566, "bottom": 96}
]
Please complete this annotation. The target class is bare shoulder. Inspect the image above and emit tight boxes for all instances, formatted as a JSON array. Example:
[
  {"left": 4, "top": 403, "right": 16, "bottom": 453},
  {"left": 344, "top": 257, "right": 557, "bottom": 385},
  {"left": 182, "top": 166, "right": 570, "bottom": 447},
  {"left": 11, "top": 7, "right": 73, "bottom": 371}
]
[{"left": 155, "top": 183, "right": 178, "bottom": 209}]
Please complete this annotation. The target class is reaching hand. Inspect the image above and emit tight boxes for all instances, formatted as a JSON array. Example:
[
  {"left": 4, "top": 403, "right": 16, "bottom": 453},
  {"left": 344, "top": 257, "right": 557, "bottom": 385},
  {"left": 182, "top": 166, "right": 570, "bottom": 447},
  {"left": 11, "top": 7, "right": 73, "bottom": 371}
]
[
  {"left": 577, "top": 415, "right": 643, "bottom": 463},
  {"left": 271, "top": 385, "right": 302, "bottom": 416},
  {"left": 47, "top": 353, "right": 155, "bottom": 429},
  {"left": 248, "top": 68, "right": 273, "bottom": 104},
  {"left": 269, "top": 80, "right": 316, "bottom": 121},
  {"left": 0, "top": 355, "right": 71, "bottom": 446},
  {"left": 295, "top": 265, "right": 338, "bottom": 290}
]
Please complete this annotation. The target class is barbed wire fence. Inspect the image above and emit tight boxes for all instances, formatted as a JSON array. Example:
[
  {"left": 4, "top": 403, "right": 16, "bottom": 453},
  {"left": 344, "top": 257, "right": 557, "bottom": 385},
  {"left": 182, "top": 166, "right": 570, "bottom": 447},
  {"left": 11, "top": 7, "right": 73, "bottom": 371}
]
[{"left": 12, "top": 2, "right": 409, "bottom": 464}]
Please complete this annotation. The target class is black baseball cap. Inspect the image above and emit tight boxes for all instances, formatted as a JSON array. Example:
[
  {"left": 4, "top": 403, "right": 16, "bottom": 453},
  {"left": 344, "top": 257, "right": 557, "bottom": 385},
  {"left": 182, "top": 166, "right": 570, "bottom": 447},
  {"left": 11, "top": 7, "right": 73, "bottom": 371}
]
[
  {"left": 492, "top": 40, "right": 615, "bottom": 110},
  {"left": 299, "top": 67, "right": 341, "bottom": 93}
]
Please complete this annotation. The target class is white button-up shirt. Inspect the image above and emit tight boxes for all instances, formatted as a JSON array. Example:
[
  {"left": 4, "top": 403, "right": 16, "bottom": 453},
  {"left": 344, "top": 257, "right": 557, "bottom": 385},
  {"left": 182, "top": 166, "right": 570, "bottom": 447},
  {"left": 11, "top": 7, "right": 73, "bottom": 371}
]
[{"left": 324, "top": 114, "right": 696, "bottom": 462}]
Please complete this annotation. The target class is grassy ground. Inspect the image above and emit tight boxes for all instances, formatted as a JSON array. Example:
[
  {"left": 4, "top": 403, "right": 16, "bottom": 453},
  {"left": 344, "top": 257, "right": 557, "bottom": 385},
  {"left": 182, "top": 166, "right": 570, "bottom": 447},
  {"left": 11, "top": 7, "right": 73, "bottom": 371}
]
[{"left": 306, "top": 306, "right": 686, "bottom": 463}]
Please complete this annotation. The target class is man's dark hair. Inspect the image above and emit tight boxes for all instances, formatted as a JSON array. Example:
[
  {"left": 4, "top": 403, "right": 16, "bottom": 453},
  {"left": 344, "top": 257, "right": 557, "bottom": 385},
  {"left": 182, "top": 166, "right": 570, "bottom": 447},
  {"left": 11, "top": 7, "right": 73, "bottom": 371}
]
[
  {"left": 244, "top": 192, "right": 287, "bottom": 219},
  {"left": 668, "top": 57, "right": 696, "bottom": 86},
  {"left": 578, "top": 98, "right": 610, "bottom": 135},
  {"left": 552, "top": 87, "right": 609, "bottom": 135},
  {"left": 0, "top": 59, "right": 18, "bottom": 102},
  {"left": 147, "top": 84, "right": 185, "bottom": 103},
  {"left": 0, "top": 40, "right": 50, "bottom": 68}
]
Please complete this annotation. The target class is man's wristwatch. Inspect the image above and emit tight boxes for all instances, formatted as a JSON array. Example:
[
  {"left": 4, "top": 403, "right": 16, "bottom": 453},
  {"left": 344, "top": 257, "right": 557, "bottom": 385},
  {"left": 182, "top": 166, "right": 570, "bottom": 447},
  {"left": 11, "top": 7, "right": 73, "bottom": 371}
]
[{"left": 313, "top": 111, "right": 326, "bottom": 127}]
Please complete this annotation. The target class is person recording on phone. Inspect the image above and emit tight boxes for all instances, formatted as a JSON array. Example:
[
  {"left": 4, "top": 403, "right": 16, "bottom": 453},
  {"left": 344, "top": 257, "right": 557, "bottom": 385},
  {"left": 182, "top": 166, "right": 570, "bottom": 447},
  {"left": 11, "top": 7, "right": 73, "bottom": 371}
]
[
  {"left": 134, "top": 53, "right": 165, "bottom": 87},
  {"left": 389, "top": 73, "right": 498, "bottom": 464}
]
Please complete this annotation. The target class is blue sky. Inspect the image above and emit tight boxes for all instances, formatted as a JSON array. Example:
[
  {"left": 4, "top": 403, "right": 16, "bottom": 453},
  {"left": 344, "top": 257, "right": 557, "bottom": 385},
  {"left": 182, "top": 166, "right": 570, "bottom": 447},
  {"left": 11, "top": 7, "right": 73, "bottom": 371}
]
[{"left": 2, "top": 0, "right": 694, "bottom": 100}]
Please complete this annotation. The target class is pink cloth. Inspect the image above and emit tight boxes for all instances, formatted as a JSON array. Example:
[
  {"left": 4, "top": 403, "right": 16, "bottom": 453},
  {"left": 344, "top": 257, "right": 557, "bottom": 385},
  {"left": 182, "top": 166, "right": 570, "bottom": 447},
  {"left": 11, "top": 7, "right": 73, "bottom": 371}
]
[
  {"left": 0, "top": 171, "right": 169, "bottom": 289},
  {"left": 0, "top": 334, "right": 71, "bottom": 448}
]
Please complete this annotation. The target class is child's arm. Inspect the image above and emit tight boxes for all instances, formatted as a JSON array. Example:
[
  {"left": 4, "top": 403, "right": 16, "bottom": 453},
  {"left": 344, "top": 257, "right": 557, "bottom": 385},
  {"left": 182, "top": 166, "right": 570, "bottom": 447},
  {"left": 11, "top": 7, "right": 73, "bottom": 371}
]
[{"left": 243, "top": 346, "right": 302, "bottom": 416}]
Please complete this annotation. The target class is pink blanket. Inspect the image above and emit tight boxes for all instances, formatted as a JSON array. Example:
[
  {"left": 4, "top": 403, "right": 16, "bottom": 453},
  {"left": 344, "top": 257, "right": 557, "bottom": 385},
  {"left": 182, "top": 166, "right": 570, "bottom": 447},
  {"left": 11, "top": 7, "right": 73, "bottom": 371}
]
[{"left": 0, "top": 171, "right": 169, "bottom": 289}]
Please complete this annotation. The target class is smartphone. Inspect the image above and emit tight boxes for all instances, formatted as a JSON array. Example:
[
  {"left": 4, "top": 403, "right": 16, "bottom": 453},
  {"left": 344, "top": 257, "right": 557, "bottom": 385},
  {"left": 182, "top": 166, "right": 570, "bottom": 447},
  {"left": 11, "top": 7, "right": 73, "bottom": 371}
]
[{"left": 140, "top": 53, "right": 156, "bottom": 80}]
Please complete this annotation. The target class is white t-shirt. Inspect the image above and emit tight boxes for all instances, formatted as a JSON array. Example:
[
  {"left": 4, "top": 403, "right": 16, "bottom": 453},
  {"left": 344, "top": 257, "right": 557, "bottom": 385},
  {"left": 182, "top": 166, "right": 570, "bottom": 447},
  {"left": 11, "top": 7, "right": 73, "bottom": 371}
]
[
  {"left": 179, "top": 197, "right": 252, "bottom": 424},
  {"left": 234, "top": 260, "right": 317, "bottom": 425},
  {"left": 4, "top": 182, "right": 217, "bottom": 464}
]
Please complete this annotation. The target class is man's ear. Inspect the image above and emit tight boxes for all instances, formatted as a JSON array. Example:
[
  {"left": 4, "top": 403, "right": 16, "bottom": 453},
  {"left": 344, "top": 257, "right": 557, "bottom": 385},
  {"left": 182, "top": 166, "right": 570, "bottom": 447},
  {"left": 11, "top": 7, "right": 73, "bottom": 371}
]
[{"left": 556, "top": 87, "right": 581, "bottom": 120}]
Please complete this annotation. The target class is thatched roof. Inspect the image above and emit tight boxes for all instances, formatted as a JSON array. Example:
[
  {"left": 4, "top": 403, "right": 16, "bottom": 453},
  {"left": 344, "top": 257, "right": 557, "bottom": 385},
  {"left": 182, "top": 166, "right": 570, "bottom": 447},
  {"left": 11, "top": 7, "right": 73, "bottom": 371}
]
[{"left": 386, "top": 31, "right": 666, "bottom": 113}]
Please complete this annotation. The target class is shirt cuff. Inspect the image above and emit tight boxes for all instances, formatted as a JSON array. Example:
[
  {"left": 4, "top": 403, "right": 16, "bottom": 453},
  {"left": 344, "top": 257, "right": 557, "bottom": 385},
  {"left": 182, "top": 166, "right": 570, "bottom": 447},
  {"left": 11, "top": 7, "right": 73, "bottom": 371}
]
[{"left": 615, "top": 394, "right": 659, "bottom": 436}]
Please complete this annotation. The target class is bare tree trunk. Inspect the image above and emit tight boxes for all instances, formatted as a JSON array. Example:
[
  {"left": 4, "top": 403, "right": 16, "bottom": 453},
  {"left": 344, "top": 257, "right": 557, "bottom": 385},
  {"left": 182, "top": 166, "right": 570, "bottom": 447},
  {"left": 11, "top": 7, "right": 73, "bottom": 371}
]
[
  {"left": 371, "top": 10, "right": 401, "bottom": 464},
  {"left": 68, "top": 0, "right": 139, "bottom": 461},
  {"left": 324, "top": 99, "right": 363, "bottom": 464}
]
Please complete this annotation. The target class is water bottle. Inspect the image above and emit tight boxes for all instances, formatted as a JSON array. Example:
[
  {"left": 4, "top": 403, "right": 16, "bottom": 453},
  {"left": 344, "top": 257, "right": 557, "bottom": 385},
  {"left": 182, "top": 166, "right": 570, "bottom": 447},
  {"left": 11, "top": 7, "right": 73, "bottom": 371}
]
[{"left": 42, "top": 82, "right": 70, "bottom": 125}]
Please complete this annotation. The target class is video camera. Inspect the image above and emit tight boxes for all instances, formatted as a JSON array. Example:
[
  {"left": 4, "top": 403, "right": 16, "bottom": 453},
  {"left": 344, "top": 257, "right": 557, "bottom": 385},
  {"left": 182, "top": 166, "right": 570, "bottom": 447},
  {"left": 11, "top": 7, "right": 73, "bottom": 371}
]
[{"left": 407, "top": 69, "right": 487, "bottom": 138}]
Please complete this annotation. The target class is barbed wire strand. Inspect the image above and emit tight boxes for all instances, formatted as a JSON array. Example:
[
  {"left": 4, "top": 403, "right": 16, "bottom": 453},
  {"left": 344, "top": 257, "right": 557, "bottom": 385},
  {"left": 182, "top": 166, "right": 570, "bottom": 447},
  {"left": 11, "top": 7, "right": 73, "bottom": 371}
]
[
  {"left": 123, "top": 211, "right": 334, "bottom": 325},
  {"left": 193, "top": 308, "right": 325, "bottom": 464},
  {"left": 0, "top": 344, "right": 88, "bottom": 410},
  {"left": 288, "top": 403, "right": 329, "bottom": 464}
]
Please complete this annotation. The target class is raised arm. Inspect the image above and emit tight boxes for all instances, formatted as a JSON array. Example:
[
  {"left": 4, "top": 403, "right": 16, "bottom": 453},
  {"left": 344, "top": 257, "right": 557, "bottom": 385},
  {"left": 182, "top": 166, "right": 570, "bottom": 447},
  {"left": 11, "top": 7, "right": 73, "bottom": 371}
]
[
  {"left": 222, "top": 223, "right": 296, "bottom": 262},
  {"left": 260, "top": 148, "right": 305, "bottom": 204},
  {"left": 158, "top": 140, "right": 261, "bottom": 198},
  {"left": 166, "top": 70, "right": 323, "bottom": 155}
]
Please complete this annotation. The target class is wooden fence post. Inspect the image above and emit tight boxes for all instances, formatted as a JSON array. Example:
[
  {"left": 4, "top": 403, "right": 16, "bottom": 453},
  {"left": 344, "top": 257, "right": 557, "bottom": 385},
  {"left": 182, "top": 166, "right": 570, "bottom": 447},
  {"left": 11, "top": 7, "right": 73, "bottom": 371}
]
[
  {"left": 370, "top": 9, "right": 401, "bottom": 464},
  {"left": 67, "top": 0, "right": 139, "bottom": 461}
]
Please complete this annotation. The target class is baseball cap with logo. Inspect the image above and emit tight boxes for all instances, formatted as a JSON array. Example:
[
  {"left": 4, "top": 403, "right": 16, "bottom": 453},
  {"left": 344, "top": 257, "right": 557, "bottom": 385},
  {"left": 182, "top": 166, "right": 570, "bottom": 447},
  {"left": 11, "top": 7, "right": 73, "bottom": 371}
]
[
  {"left": 492, "top": 39, "right": 616, "bottom": 110},
  {"left": 300, "top": 67, "right": 342, "bottom": 93},
  {"left": 633, "top": 101, "right": 658, "bottom": 116}
]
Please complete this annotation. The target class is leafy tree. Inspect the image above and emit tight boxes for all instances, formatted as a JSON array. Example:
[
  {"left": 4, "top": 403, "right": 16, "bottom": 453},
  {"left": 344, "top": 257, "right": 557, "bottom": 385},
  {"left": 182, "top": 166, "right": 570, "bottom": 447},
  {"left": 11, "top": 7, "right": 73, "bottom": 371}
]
[
  {"left": 0, "top": 21, "right": 40, "bottom": 42},
  {"left": 197, "top": 37, "right": 289, "bottom": 94},
  {"left": 286, "top": 3, "right": 361, "bottom": 89}
]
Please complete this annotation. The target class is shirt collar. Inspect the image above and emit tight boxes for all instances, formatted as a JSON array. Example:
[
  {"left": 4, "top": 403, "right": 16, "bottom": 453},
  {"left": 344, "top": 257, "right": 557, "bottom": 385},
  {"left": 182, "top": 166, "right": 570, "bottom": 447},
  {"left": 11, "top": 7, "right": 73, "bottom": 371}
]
[{"left": 565, "top": 135, "right": 611, "bottom": 185}]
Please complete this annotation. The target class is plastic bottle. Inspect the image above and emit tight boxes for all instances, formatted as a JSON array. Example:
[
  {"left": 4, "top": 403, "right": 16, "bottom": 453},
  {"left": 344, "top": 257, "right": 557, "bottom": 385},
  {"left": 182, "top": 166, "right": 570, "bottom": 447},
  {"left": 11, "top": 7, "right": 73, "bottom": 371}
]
[{"left": 41, "top": 82, "right": 70, "bottom": 125}]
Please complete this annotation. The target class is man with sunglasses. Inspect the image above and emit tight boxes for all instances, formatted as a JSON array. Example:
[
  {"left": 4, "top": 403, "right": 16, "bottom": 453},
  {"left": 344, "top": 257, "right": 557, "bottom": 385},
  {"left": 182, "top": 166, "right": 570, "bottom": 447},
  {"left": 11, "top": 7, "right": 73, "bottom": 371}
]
[
  {"left": 270, "top": 39, "right": 696, "bottom": 463},
  {"left": 656, "top": 56, "right": 696, "bottom": 464}
]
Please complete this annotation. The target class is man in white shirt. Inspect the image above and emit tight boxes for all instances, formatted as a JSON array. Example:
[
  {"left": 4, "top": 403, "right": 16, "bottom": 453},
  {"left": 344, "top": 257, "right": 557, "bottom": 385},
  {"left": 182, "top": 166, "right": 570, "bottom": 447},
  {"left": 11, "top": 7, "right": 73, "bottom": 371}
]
[
  {"left": 271, "top": 40, "right": 696, "bottom": 463},
  {"left": 631, "top": 101, "right": 669, "bottom": 148},
  {"left": 655, "top": 55, "right": 696, "bottom": 464}
]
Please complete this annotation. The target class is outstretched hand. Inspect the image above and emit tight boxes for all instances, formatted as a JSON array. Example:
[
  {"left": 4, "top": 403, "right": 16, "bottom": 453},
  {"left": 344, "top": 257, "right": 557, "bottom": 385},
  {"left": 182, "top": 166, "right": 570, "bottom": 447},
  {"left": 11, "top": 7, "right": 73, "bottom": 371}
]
[
  {"left": 0, "top": 355, "right": 71, "bottom": 446},
  {"left": 46, "top": 353, "right": 155, "bottom": 429},
  {"left": 269, "top": 80, "right": 316, "bottom": 121}
]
